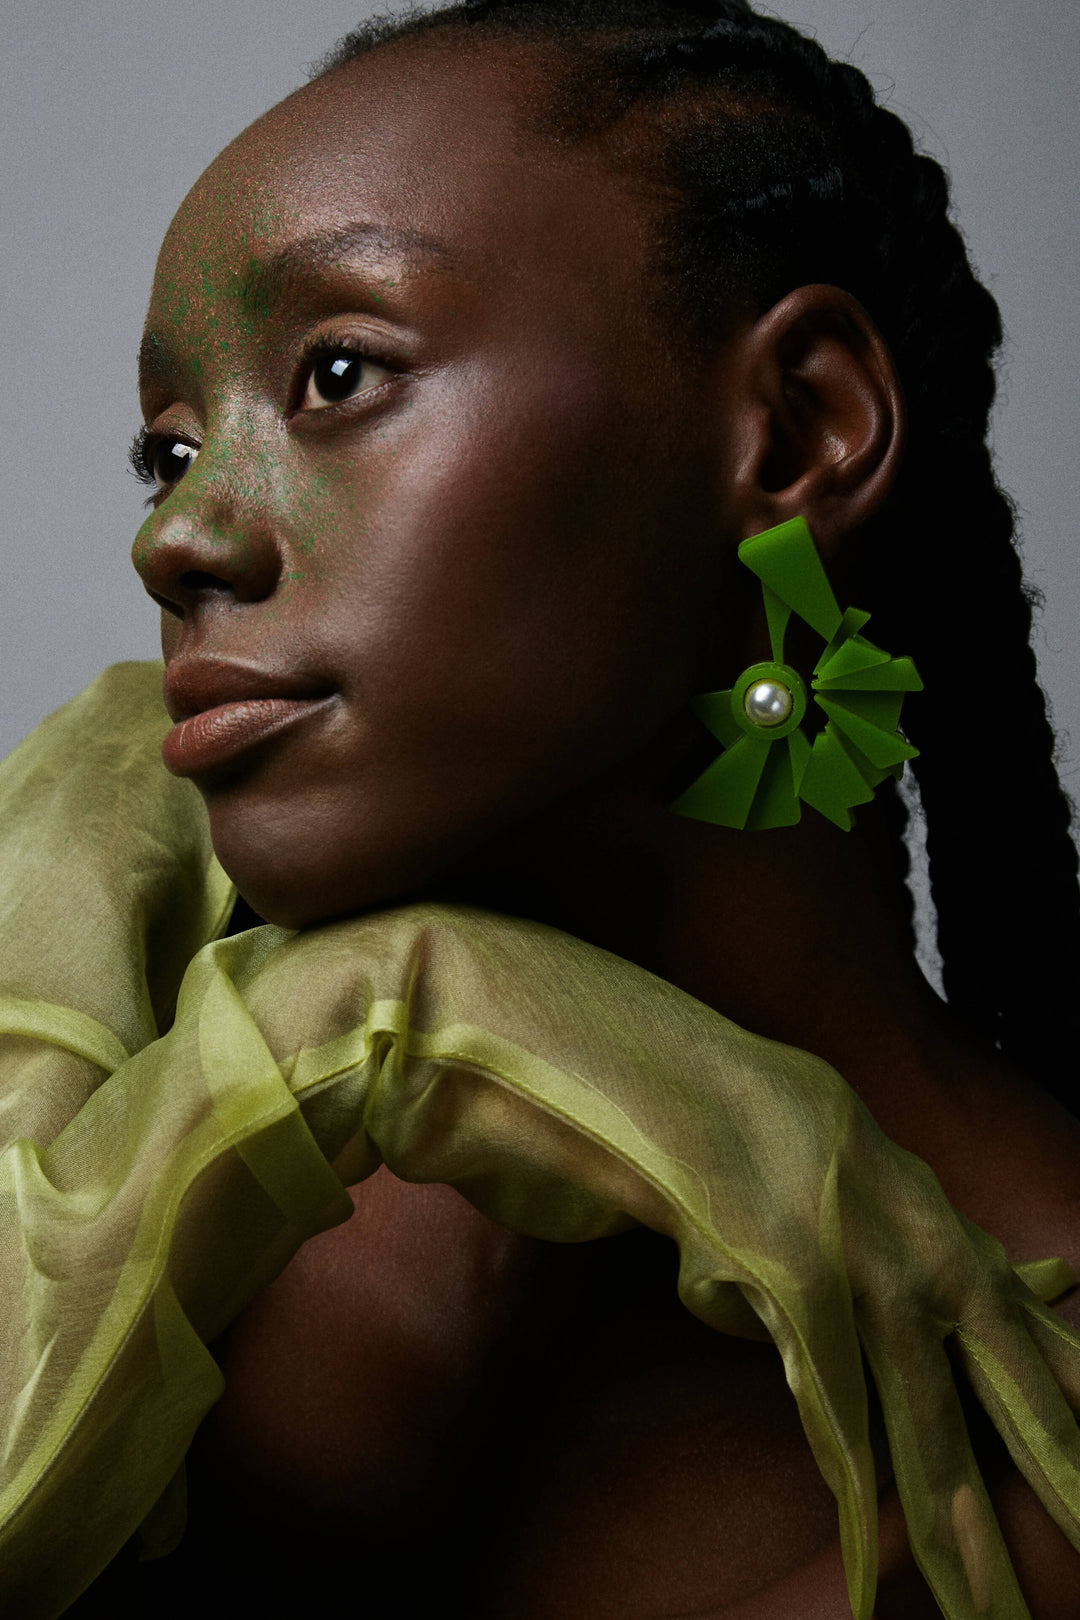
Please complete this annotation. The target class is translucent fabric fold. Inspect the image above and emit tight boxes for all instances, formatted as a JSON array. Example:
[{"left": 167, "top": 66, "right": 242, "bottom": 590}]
[{"left": 2, "top": 665, "right": 1080, "bottom": 1620}]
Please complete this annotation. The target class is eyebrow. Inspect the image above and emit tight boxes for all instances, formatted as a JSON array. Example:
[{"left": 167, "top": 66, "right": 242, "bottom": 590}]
[
  {"left": 138, "top": 222, "right": 458, "bottom": 392},
  {"left": 137, "top": 330, "right": 177, "bottom": 393},
  {"left": 242, "top": 220, "right": 458, "bottom": 305}
]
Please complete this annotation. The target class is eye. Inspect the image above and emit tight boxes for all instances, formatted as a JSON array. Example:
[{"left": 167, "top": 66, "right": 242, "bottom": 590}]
[
  {"left": 300, "top": 347, "right": 393, "bottom": 411},
  {"left": 150, "top": 437, "right": 199, "bottom": 490},
  {"left": 129, "top": 429, "right": 199, "bottom": 496}
]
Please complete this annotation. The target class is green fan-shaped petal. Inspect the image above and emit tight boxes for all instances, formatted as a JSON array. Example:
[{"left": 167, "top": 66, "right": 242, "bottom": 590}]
[
  {"left": 815, "top": 635, "right": 890, "bottom": 686},
  {"left": 739, "top": 518, "right": 843, "bottom": 643},
  {"left": 672, "top": 734, "right": 772, "bottom": 828},
  {"left": 798, "top": 729, "right": 877, "bottom": 831},
  {"left": 691, "top": 689, "right": 740, "bottom": 750},
  {"left": 789, "top": 725, "right": 811, "bottom": 794},
  {"left": 833, "top": 728, "right": 897, "bottom": 793},
  {"left": 817, "top": 697, "right": 918, "bottom": 772},
  {"left": 763, "top": 586, "right": 793, "bottom": 666},
  {"left": 824, "top": 690, "right": 905, "bottom": 734},
  {"left": 744, "top": 730, "right": 811, "bottom": 830},
  {"left": 817, "top": 656, "right": 924, "bottom": 695},
  {"left": 819, "top": 607, "right": 872, "bottom": 665}
]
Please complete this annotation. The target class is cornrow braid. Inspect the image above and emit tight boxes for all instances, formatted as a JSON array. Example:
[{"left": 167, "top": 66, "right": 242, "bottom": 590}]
[{"left": 315, "top": 0, "right": 1080, "bottom": 1103}]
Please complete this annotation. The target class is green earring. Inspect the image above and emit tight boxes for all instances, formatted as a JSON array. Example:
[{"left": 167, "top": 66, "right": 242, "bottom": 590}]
[{"left": 671, "top": 516, "right": 923, "bottom": 832}]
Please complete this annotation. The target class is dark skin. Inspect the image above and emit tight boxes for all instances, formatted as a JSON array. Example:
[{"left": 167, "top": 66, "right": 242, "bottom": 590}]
[{"left": 119, "top": 30, "right": 1080, "bottom": 1619}]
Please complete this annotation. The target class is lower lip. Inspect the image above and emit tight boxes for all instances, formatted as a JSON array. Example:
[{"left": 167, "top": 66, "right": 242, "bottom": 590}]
[{"left": 162, "top": 697, "right": 332, "bottom": 777}]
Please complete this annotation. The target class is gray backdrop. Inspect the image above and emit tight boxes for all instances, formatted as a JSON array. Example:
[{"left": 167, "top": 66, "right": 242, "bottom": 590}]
[{"left": 2, "top": 2, "right": 1077, "bottom": 981}]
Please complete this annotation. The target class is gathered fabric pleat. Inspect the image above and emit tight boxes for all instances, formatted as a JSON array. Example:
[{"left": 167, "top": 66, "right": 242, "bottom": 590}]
[{"left": 2, "top": 664, "right": 1080, "bottom": 1620}]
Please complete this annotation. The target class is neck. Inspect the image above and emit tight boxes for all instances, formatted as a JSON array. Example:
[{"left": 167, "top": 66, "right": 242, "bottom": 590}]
[
  {"left": 427, "top": 741, "right": 1080, "bottom": 1270},
  {"left": 437, "top": 759, "right": 998, "bottom": 1144}
]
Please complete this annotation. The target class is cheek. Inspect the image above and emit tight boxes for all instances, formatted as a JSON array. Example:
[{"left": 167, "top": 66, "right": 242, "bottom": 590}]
[
  {"left": 201, "top": 365, "right": 713, "bottom": 926},
  {"left": 310, "top": 366, "right": 702, "bottom": 764}
]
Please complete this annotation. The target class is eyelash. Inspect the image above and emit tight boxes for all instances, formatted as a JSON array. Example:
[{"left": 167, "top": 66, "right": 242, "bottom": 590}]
[
  {"left": 128, "top": 337, "right": 396, "bottom": 499},
  {"left": 128, "top": 428, "right": 164, "bottom": 487}
]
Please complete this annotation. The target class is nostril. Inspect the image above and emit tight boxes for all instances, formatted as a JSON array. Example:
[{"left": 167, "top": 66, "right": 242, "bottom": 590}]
[
  {"left": 146, "top": 587, "right": 181, "bottom": 618},
  {"left": 179, "top": 570, "right": 233, "bottom": 594}
]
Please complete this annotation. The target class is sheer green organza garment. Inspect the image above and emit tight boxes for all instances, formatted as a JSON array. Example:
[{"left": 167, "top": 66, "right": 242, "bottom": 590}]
[{"left": 3, "top": 667, "right": 1080, "bottom": 1620}]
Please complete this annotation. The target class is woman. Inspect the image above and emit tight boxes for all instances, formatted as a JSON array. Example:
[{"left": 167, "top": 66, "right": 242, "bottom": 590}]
[{"left": 4, "top": 3, "right": 1080, "bottom": 1615}]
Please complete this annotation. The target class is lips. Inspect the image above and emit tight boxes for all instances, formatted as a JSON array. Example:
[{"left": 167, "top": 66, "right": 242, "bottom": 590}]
[{"left": 161, "top": 659, "right": 335, "bottom": 777}]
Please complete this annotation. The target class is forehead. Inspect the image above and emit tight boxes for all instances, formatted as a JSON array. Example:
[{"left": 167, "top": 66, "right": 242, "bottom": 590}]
[{"left": 151, "top": 34, "right": 656, "bottom": 322}]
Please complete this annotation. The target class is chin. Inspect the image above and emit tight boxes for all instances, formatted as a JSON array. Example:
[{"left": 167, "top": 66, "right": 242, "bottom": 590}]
[
  {"left": 230, "top": 887, "right": 338, "bottom": 933},
  {"left": 198, "top": 750, "right": 552, "bottom": 933},
  {"left": 228, "top": 874, "right": 405, "bottom": 933},
  {"left": 224, "top": 858, "right": 408, "bottom": 934},
  {"left": 205, "top": 798, "right": 463, "bottom": 934}
]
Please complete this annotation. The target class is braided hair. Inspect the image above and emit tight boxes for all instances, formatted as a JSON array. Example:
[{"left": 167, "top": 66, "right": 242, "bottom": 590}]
[{"left": 314, "top": 0, "right": 1080, "bottom": 1102}]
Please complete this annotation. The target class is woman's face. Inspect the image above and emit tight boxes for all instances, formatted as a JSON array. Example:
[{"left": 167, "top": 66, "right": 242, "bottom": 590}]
[{"left": 133, "top": 34, "right": 744, "bottom": 928}]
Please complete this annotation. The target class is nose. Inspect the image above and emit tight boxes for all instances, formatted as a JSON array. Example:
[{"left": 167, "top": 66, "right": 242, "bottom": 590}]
[{"left": 132, "top": 473, "right": 282, "bottom": 618}]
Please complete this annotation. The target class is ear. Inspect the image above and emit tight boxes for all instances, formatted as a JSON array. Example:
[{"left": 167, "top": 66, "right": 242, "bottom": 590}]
[{"left": 721, "top": 285, "right": 905, "bottom": 554}]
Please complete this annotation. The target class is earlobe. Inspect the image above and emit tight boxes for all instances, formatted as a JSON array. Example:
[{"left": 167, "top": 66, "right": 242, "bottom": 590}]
[{"left": 732, "top": 285, "right": 905, "bottom": 551}]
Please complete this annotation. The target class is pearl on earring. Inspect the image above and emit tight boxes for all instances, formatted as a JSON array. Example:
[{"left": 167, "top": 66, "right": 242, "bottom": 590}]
[{"left": 743, "top": 679, "right": 794, "bottom": 729}]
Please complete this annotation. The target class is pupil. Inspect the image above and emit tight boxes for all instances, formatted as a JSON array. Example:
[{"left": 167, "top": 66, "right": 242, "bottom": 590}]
[
  {"left": 154, "top": 439, "right": 196, "bottom": 486},
  {"left": 314, "top": 352, "right": 360, "bottom": 401}
]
